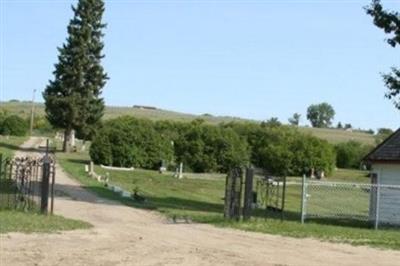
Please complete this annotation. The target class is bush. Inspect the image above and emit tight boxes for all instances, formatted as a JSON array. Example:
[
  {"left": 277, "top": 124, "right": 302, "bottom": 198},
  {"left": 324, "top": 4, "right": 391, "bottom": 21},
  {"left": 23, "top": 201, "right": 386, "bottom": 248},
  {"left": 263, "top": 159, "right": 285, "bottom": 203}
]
[
  {"left": 224, "top": 123, "right": 336, "bottom": 176},
  {"left": 32, "top": 116, "right": 54, "bottom": 135},
  {"left": 90, "top": 117, "right": 337, "bottom": 175},
  {"left": 90, "top": 116, "right": 174, "bottom": 169},
  {"left": 291, "top": 135, "right": 336, "bottom": 175},
  {"left": 89, "top": 131, "right": 112, "bottom": 166},
  {"left": 335, "top": 141, "right": 373, "bottom": 169},
  {"left": 175, "top": 124, "right": 249, "bottom": 173},
  {"left": 1, "top": 115, "right": 29, "bottom": 136}
]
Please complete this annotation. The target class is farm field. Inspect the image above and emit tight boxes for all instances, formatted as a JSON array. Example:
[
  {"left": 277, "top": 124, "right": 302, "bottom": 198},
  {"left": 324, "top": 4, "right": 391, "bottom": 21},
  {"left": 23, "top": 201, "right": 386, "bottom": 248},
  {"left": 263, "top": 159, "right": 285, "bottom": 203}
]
[
  {"left": 0, "top": 101, "right": 375, "bottom": 144},
  {"left": 58, "top": 150, "right": 400, "bottom": 250},
  {"left": 298, "top": 126, "right": 376, "bottom": 145},
  {"left": 0, "top": 137, "right": 91, "bottom": 234}
]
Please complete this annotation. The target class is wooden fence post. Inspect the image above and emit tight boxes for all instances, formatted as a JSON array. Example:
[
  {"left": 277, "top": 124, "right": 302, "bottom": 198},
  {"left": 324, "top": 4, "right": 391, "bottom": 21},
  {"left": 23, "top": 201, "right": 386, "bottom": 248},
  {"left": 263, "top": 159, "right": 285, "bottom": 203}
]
[
  {"left": 224, "top": 168, "right": 243, "bottom": 221},
  {"left": 243, "top": 167, "right": 254, "bottom": 221}
]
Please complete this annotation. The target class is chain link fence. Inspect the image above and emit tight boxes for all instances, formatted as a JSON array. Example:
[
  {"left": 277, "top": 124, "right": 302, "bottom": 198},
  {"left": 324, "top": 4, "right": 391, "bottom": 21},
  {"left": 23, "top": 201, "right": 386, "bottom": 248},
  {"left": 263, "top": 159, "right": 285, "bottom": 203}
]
[{"left": 300, "top": 176, "right": 400, "bottom": 229}]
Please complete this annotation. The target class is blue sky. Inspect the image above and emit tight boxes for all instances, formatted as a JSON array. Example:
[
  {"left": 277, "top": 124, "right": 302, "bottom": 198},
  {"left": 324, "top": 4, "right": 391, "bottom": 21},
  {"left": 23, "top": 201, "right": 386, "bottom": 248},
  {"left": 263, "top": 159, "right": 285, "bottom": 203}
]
[{"left": 1, "top": 0, "right": 399, "bottom": 130}]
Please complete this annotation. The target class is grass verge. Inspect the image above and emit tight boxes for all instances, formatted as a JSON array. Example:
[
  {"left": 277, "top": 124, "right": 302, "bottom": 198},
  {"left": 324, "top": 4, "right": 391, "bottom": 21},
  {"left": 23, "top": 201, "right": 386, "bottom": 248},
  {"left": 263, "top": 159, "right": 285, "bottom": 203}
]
[{"left": 0, "top": 210, "right": 91, "bottom": 234}]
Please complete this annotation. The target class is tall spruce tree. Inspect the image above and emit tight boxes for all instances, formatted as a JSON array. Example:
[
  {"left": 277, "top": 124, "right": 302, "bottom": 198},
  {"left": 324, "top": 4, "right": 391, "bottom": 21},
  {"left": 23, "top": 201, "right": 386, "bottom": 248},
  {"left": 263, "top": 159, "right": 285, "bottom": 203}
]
[
  {"left": 43, "top": 0, "right": 107, "bottom": 152},
  {"left": 366, "top": 0, "right": 400, "bottom": 109}
]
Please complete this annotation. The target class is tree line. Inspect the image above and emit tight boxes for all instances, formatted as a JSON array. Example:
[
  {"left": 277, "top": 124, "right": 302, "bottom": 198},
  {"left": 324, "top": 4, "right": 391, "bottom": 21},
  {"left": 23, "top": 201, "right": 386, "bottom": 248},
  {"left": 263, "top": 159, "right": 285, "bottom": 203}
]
[{"left": 90, "top": 116, "right": 376, "bottom": 176}]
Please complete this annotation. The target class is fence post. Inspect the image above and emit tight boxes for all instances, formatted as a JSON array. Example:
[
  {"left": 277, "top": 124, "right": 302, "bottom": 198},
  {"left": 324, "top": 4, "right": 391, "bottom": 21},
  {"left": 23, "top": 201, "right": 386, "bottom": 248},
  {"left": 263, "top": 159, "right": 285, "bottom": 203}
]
[
  {"left": 281, "top": 176, "right": 287, "bottom": 221},
  {"left": 0, "top": 153, "right": 3, "bottom": 178},
  {"left": 50, "top": 164, "right": 55, "bottom": 215},
  {"left": 375, "top": 181, "right": 381, "bottom": 230},
  {"left": 243, "top": 167, "right": 254, "bottom": 221},
  {"left": 301, "top": 174, "right": 307, "bottom": 224},
  {"left": 40, "top": 140, "right": 51, "bottom": 214},
  {"left": 224, "top": 170, "right": 232, "bottom": 219}
]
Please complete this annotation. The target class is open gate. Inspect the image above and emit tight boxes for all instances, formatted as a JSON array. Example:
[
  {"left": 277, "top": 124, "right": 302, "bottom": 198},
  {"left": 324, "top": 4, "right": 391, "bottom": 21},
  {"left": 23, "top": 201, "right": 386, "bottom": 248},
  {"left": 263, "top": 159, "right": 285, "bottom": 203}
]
[{"left": 0, "top": 153, "right": 56, "bottom": 214}]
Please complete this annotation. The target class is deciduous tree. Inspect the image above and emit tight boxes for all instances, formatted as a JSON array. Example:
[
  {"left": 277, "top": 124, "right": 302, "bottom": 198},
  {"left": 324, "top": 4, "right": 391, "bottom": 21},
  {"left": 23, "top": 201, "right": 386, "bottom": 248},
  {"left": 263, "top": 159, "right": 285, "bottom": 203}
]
[
  {"left": 306, "top": 103, "right": 335, "bottom": 128},
  {"left": 366, "top": 0, "right": 400, "bottom": 109}
]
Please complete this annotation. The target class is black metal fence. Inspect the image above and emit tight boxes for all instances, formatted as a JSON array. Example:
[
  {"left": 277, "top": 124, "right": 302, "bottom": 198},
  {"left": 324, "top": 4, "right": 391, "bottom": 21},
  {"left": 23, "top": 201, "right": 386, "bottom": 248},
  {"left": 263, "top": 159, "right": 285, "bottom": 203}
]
[{"left": 0, "top": 153, "right": 55, "bottom": 214}]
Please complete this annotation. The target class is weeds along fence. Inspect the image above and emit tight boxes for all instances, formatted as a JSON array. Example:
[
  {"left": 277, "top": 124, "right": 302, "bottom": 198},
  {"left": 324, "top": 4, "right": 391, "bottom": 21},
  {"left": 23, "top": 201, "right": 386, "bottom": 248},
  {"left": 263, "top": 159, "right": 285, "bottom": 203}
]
[
  {"left": 301, "top": 176, "right": 400, "bottom": 229},
  {"left": 0, "top": 154, "right": 56, "bottom": 214}
]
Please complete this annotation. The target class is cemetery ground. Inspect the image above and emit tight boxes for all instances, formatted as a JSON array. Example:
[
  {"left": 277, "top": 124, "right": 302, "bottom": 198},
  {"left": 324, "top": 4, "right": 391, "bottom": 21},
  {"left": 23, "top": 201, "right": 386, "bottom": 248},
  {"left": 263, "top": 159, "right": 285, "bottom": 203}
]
[
  {"left": 57, "top": 147, "right": 400, "bottom": 251},
  {"left": 0, "top": 136, "right": 90, "bottom": 234},
  {"left": 2, "top": 138, "right": 400, "bottom": 266}
]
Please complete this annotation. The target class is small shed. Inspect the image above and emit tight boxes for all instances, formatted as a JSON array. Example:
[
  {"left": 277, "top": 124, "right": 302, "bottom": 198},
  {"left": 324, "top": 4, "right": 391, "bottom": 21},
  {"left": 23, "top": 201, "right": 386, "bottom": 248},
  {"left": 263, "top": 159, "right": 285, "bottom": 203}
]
[{"left": 364, "top": 129, "right": 400, "bottom": 226}]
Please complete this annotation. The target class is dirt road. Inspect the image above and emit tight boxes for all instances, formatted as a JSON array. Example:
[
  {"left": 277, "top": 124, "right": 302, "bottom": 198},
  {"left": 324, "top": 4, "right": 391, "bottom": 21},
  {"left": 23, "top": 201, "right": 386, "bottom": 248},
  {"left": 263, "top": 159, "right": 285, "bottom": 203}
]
[{"left": 1, "top": 137, "right": 400, "bottom": 266}]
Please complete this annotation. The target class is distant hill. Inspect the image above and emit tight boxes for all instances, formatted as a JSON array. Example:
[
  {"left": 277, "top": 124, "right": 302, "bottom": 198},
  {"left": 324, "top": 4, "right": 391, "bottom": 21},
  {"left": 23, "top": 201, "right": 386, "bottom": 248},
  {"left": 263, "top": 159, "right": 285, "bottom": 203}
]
[
  {"left": 0, "top": 101, "right": 252, "bottom": 124},
  {"left": 0, "top": 101, "right": 375, "bottom": 145}
]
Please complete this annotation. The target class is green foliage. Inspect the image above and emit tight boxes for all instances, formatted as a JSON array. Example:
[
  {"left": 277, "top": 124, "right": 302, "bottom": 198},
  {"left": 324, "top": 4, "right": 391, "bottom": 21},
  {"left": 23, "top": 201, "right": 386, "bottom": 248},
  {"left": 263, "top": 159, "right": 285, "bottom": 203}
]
[
  {"left": 290, "top": 135, "right": 336, "bottom": 176},
  {"left": 344, "top": 123, "right": 352, "bottom": 129},
  {"left": 366, "top": 1, "right": 400, "bottom": 110},
  {"left": 90, "top": 116, "right": 174, "bottom": 169},
  {"left": 91, "top": 117, "right": 336, "bottom": 175},
  {"left": 90, "top": 117, "right": 249, "bottom": 172},
  {"left": 32, "top": 116, "right": 54, "bottom": 134},
  {"left": 261, "top": 117, "right": 282, "bottom": 127},
  {"left": 288, "top": 113, "right": 301, "bottom": 126},
  {"left": 175, "top": 124, "right": 249, "bottom": 173},
  {"left": 307, "top": 103, "right": 335, "bottom": 128},
  {"left": 89, "top": 130, "right": 112, "bottom": 166},
  {"left": 335, "top": 141, "right": 373, "bottom": 169},
  {"left": 1, "top": 115, "right": 28, "bottom": 136},
  {"left": 375, "top": 128, "right": 394, "bottom": 144},
  {"left": 43, "top": 0, "right": 107, "bottom": 151},
  {"left": 224, "top": 123, "right": 336, "bottom": 176}
]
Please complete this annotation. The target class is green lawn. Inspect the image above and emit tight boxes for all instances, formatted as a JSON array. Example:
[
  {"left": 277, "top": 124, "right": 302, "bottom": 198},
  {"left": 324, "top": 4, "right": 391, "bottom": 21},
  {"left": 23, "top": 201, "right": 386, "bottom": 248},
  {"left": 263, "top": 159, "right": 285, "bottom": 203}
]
[
  {"left": 329, "top": 168, "right": 370, "bottom": 183},
  {"left": 0, "top": 135, "right": 91, "bottom": 234},
  {"left": 57, "top": 150, "right": 400, "bottom": 250}
]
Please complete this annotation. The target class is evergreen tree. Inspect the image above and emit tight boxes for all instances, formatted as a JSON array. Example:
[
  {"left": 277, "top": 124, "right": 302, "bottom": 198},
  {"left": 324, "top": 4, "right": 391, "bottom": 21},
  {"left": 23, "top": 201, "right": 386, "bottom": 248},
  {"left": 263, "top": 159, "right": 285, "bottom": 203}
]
[
  {"left": 43, "top": 0, "right": 107, "bottom": 152},
  {"left": 366, "top": 0, "right": 400, "bottom": 109}
]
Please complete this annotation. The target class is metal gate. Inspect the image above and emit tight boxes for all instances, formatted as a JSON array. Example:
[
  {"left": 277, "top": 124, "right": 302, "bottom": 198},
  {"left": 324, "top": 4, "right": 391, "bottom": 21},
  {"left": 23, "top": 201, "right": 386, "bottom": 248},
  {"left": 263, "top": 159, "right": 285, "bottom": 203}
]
[{"left": 0, "top": 153, "right": 55, "bottom": 214}]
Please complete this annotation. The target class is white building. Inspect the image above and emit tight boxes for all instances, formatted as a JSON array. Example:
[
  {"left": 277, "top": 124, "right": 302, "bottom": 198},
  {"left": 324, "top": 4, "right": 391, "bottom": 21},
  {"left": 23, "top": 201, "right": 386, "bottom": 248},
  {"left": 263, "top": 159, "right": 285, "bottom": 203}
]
[{"left": 365, "top": 129, "right": 400, "bottom": 226}]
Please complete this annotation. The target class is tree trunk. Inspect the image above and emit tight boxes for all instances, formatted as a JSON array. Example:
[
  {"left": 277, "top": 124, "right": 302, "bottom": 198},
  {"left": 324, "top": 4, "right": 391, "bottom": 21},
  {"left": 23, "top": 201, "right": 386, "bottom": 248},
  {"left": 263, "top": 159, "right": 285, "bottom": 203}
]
[{"left": 63, "top": 128, "right": 71, "bottom": 153}]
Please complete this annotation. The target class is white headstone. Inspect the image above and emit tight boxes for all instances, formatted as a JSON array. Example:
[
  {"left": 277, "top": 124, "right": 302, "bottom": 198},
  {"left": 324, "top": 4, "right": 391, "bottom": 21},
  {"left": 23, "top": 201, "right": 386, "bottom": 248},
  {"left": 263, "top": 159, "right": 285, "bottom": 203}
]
[
  {"left": 178, "top": 162, "right": 183, "bottom": 179},
  {"left": 70, "top": 130, "right": 76, "bottom": 147},
  {"left": 90, "top": 161, "right": 94, "bottom": 176}
]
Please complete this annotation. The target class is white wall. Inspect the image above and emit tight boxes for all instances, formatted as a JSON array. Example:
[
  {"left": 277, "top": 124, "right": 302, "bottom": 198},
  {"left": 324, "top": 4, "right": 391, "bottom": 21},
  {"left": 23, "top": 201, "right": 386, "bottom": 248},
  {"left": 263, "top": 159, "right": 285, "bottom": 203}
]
[{"left": 371, "top": 164, "right": 400, "bottom": 225}]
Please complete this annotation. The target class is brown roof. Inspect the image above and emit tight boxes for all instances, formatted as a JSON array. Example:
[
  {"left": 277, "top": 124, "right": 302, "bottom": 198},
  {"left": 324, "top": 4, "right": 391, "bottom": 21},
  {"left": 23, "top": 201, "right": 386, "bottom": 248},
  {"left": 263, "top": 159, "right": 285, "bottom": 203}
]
[{"left": 364, "top": 128, "right": 400, "bottom": 163}]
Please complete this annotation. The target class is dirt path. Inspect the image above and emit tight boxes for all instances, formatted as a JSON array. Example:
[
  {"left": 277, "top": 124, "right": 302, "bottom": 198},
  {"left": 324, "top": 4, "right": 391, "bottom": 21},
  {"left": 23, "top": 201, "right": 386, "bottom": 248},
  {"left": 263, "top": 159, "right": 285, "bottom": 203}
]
[{"left": 1, "top": 137, "right": 400, "bottom": 266}]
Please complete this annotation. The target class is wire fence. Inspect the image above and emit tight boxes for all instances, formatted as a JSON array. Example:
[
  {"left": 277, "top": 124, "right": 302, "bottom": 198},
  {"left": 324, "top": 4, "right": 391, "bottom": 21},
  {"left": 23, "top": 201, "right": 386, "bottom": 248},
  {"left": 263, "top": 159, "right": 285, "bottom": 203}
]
[{"left": 301, "top": 176, "right": 400, "bottom": 229}]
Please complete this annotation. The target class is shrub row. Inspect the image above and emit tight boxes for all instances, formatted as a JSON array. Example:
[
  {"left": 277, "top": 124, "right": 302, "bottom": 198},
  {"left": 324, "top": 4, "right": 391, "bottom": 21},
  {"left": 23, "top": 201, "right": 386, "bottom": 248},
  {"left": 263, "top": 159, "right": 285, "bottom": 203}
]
[{"left": 90, "top": 117, "right": 343, "bottom": 175}]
